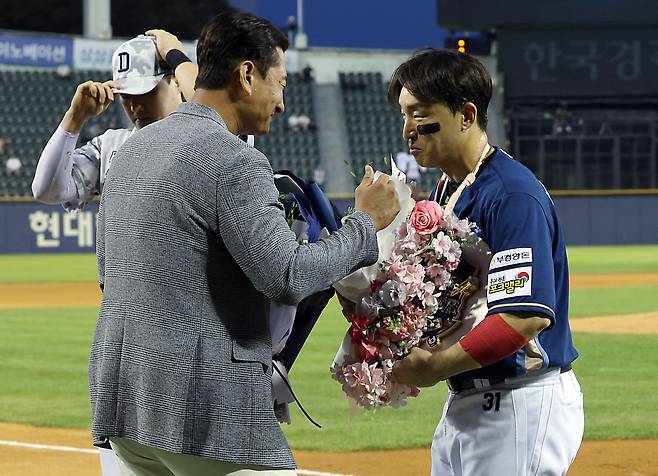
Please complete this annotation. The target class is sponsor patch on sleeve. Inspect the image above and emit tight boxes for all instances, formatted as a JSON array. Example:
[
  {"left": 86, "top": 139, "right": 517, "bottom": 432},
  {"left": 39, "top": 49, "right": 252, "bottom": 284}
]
[
  {"left": 487, "top": 266, "right": 532, "bottom": 302},
  {"left": 490, "top": 247, "right": 533, "bottom": 270}
]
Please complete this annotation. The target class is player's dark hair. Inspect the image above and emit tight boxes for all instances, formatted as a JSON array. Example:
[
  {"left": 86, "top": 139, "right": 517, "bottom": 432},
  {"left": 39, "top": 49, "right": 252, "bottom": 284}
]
[
  {"left": 195, "top": 10, "right": 289, "bottom": 90},
  {"left": 388, "top": 48, "right": 492, "bottom": 130}
]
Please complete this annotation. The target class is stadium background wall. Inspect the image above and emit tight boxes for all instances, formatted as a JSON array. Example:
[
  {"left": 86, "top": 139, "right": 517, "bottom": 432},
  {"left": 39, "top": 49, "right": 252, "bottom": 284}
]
[{"left": 1, "top": 192, "right": 656, "bottom": 254}]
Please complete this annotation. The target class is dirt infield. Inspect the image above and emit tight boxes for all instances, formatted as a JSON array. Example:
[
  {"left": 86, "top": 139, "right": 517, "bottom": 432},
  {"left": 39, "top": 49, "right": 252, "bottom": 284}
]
[
  {"left": 569, "top": 272, "right": 658, "bottom": 288},
  {"left": 2, "top": 272, "right": 657, "bottom": 310},
  {"left": 0, "top": 423, "right": 657, "bottom": 476},
  {"left": 3, "top": 275, "right": 658, "bottom": 335},
  {"left": 1, "top": 273, "right": 657, "bottom": 475},
  {"left": 570, "top": 311, "right": 658, "bottom": 334},
  {"left": 0, "top": 282, "right": 101, "bottom": 309}
]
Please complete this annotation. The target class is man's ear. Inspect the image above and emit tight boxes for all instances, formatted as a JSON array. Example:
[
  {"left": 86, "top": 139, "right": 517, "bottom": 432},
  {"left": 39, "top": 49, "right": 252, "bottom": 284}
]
[
  {"left": 461, "top": 101, "right": 478, "bottom": 131},
  {"left": 237, "top": 60, "right": 257, "bottom": 96}
]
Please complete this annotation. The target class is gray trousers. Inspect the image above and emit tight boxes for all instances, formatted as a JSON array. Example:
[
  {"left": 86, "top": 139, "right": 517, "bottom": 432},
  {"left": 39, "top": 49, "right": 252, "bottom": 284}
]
[{"left": 109, "top": 437, "right": 297, "bottom": 476}]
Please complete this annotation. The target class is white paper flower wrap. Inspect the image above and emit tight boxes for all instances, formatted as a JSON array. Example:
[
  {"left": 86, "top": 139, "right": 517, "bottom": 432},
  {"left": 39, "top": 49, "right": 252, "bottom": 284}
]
[
  {"left": 331, "top": 172, "right": 415, "bottom": 377},
  {"left": 332, "top": 171, "right": 416, "bottom": 303}
]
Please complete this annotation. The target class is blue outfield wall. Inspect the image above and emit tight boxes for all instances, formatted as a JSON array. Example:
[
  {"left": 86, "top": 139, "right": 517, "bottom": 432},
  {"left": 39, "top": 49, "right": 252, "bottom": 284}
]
[
  {"left": 333, "top": 194, "right": 658, "bottom": 247},
  {"left": 0, "top": 202, "right": 99, "bottom": 254},
  {"left": 553, "top": 195, "right": 658, "bottom": 246},
  {"left": 0, "top": 194, "right": 656, "bottom": 254}
]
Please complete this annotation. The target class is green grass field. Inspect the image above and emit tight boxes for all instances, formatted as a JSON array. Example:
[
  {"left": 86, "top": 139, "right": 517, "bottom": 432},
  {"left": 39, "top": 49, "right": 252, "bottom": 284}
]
[{"left": 0, "top": 246, "right": 657, "bottom": 450}]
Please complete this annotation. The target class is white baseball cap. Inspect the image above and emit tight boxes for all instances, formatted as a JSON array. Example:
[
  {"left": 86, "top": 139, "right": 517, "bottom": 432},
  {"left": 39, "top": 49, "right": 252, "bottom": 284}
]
[{"left": 111, "top": 35, "right": 172, "bottom": 95}]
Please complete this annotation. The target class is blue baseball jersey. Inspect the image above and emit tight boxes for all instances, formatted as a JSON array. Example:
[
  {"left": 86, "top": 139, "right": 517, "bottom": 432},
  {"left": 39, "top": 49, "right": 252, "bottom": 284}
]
[{"left": 434, "top": 147, "right": 578, "bottom": 380}]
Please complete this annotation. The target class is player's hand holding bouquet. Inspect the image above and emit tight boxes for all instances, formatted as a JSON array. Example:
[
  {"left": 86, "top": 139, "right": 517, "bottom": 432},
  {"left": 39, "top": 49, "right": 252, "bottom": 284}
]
[{"left": 332, "top": 175, "right": 478, "bottom": 409}]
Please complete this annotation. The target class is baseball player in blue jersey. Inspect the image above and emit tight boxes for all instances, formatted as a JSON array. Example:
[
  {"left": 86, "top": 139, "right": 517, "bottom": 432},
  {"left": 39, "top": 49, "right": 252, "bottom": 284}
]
[{"left": 390, "top": 49, "right": 583, "bottom": 475}]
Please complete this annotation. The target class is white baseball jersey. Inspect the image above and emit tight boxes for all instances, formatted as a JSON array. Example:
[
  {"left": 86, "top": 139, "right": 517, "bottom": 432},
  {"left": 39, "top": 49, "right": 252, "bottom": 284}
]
[
  {"left": 65, "top": 128, "right": 135, "bottom": 211},
  {"left": 34, "top": 127, "right": 255, "bottom": 212},
  {"left": 32, "top": 126, "right": 134, "bottom": 212}
]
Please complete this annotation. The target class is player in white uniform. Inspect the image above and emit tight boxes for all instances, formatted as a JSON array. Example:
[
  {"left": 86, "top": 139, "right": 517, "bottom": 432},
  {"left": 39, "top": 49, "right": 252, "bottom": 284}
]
[
  {"left": 31, "top": 30, "right": 199, "bottom": 476},
  {"left": 32, "top": 30, "right": 198, "bottom": 210}
]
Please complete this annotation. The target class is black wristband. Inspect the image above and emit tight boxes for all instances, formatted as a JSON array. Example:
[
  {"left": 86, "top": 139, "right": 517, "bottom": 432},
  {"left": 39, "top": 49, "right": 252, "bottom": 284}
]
[{"left": 165, "top": 49, "right": 191, "bottom": 72}]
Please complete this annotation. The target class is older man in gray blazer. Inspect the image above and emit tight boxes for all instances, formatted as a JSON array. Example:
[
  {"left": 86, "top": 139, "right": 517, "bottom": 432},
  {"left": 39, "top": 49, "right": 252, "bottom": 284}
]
[{"left": 89, "top": 10, "right": 399, "bottom": 476}]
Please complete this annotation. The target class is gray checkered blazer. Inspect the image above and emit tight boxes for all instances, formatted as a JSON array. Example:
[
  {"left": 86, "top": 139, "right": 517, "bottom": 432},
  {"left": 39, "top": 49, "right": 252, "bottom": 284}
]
[{"left": 90, "top": 103, "right": 378, "bottom": 469}]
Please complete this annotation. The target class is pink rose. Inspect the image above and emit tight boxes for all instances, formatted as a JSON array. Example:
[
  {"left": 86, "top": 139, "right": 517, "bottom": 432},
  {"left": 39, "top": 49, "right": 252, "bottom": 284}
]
[{"left": 410, "top": 200, "right": 444, "bottom": 235}]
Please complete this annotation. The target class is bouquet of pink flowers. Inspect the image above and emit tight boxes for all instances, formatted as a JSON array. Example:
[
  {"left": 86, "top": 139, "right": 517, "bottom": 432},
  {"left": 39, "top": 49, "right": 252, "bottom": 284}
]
[{"left": 331, "top": 200, "right": 478, "bottom": 409}]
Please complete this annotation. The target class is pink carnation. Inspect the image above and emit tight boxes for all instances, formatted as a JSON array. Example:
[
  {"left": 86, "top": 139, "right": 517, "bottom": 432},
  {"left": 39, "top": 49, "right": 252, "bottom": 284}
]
[
  {"left": 384, "top": 381, "right": 420, "bottom": 408},
  {"left": 444, "top": 213, "right": 472, "bottom": 238},
  {"left": 394, "top": 222, "right": 426, "bottom": 254},
  {"left": 401, "top": 304, "right": 426, "bottom": 339},
  {"left": 344, "top": 361, "right": 384, "bottom": 393},
  {"left": 417, "top": 281, "right": 438, "bottom": 308},
  {"left": 446, "top": 240, "right": 462, "bottom": 263},
  {"left": 386, "top": 256, "right": 425, "bottom": 297},
  {"left": 446, "top": 260, "right": 459, "bottom": 272},
  {"left": 401, "top": 262, "right": 425, "bottom": 296},
  {"left": 428, "top": 264, "right": 451, "bottom": 290},
  {"left": 432, "top": 232, "right": 454, "bottom": 258},
  {"left": 385, "top": 253, "right": 405, "bottom": 277}
]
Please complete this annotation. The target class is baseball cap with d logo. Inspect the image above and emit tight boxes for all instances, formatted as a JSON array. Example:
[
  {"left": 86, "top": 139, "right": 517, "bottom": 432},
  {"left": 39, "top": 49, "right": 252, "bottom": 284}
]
[{"left": 112, "top": 35, "right": 173, "bottom": 95}]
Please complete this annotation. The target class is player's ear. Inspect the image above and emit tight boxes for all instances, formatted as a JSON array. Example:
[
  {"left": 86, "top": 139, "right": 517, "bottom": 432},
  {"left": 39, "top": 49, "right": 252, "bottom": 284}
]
[
  {"left": 461, "top": 101, "right": 478, "bottom": 131},
  {"left": 236, "top": 60, "right": 257, "bottom": 97}
]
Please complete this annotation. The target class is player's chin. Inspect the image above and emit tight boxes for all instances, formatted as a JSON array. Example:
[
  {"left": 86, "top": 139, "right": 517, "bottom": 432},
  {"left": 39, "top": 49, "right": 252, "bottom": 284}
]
[
  {"left": 413, "top": 151, "right": 429, "bottom": 167},
  {"left": 255, "top": 121, "right": 271, "bottom": 135},
  {"left": 416, "top": 152, "right": 438, "bottom": 168}
]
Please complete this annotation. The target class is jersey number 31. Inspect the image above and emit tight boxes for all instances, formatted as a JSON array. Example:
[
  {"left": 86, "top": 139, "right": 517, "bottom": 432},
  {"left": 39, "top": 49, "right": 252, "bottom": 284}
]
[{"left": 482, "top": 392, "right": 501, "bottom": 411}]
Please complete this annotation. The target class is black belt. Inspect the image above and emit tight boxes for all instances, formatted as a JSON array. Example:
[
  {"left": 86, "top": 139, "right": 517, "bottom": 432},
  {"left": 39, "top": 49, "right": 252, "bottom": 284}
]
[{"left": 447, "top": 364, "right": 572, "bottom": 394}]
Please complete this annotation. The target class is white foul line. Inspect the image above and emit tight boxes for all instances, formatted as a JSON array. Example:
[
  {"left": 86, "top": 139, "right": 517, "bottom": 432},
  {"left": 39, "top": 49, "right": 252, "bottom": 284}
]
[
  {"left": 298, "top": 471, "right": 354, "bottom": 476},
  {"left": 0, "top": 439, "right": 98, "bottom": 454},
  {"left": 0, "top": 440, "right": 353, "bottom": 476}
]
